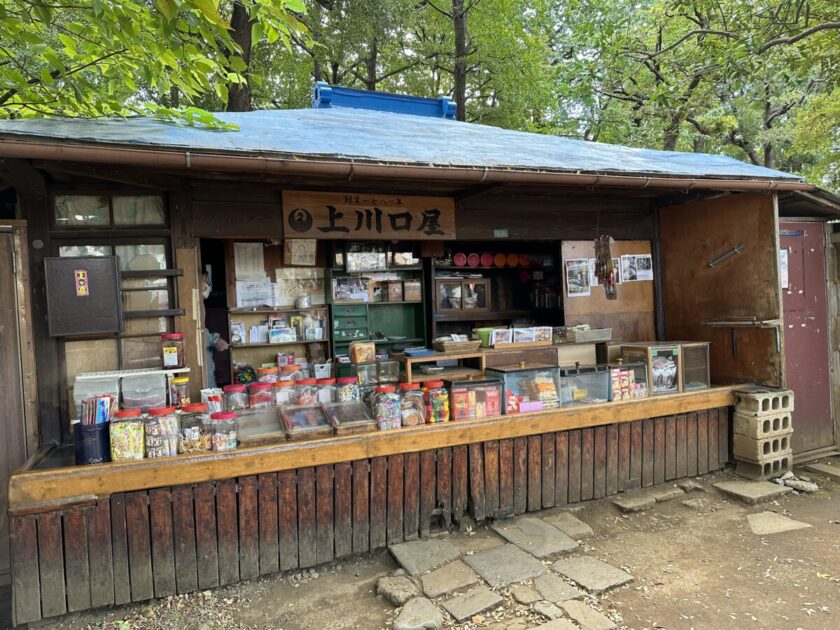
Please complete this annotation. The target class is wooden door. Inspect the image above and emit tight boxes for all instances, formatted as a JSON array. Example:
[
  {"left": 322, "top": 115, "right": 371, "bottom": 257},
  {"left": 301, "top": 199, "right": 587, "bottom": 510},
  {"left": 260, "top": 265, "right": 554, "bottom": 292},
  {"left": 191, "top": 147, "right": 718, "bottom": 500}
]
[
  {"left": 0, "top": 228, "right": 36, "bottom": 581},
  {"left": 780, "top": 222, "right": 834, "bottom": 454}
]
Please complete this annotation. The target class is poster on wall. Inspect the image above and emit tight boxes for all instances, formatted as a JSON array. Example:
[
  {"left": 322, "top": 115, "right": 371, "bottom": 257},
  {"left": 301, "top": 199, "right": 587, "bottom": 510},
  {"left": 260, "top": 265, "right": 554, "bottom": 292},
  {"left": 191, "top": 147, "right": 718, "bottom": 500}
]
[
  {"left": 275, "top": 268, "right": 326, "bottom": 306},
  {"left": 779, "top": 249, "right": 789, "bottom": 289},
  {"left": 565, "top": 258, "right": 591, "bottom": 297},
  {"left": 620, "top": 254, "right": 654, "bottom": 282}
]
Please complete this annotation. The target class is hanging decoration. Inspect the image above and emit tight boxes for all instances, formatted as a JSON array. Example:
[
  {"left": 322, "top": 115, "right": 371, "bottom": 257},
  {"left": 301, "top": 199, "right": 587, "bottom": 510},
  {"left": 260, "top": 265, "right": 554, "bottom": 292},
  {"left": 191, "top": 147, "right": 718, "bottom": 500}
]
[{"left": 594, "top": 235, "right": 618, "bottom": 300}]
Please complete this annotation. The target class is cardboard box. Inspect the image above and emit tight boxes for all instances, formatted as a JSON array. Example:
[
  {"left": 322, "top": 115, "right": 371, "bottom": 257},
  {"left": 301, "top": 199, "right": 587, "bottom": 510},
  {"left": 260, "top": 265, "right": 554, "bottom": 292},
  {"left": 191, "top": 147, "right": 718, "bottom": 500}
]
[{"left": 403, "top": 280, "right": 422, "bottom": 302}]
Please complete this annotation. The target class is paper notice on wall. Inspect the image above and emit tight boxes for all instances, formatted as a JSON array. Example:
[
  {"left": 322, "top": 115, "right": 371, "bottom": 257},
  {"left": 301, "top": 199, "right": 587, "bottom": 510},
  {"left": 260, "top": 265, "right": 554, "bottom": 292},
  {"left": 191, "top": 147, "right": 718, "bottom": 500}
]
[
  {"left": 780, "top": 248, "right": 789, "bottom": 289},
  {"left": 234, "top": 242, "right": 267, "bottom": 281}
]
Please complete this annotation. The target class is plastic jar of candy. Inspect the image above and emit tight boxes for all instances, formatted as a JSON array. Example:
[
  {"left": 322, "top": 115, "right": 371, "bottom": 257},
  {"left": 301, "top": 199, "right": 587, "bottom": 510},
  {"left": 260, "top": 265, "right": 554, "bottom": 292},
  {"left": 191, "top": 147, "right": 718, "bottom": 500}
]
[
  {"left": 110, "top": 409, "right": 145, "bottom": 461},
  {"left": 423, "top": 381, "right": 450, "bottom": 423},
  {"left": 178, "top": 403, "right": 211, "bottom": 453},
  {"left": 279, "top": 365, "right": 299, "bottom": 382},
  {"left": 273, "top": 380, "right": 296, "bottom": 407},
  {"left": 249, "top": 382, "right": 273, "bottom": 409},
  {"left": 316, "top": 378, "right": 336, "bottom": 404},
  {"left": 223, "top": 384, "right": 248, "bottom": 411},
  {"left": 145, "top": 406, "right": 179, "bottom": 457},
  {"left": 256, "top": 366, "right": 279, "bottom": 384},
  {"left": 169, "top": 376, "right": 191, "bottom": 408},
  {"left": 160, "top": 332, "right": 185, "bottom": 368},
  {"left": 373, "top": 385, "right": 401, "bottom": 430},
  {"left": 399, "top": 383, "right": 425, "bottom": 426},
  {"left": 296, "top": 378, "right": 319, "bottom": 405},
  {"left": 210, "top": 411, "right": 237, "bottom": 451},
  {"left": 336, "top": 376, "right": 359, "bottom": 402}
]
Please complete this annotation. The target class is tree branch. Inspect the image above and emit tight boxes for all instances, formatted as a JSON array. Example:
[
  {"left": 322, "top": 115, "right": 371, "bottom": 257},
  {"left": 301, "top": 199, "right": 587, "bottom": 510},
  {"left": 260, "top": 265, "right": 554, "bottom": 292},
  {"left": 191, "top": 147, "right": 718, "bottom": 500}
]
[{"left": 759, "top": 21, "right": 840, "bottom": 52}]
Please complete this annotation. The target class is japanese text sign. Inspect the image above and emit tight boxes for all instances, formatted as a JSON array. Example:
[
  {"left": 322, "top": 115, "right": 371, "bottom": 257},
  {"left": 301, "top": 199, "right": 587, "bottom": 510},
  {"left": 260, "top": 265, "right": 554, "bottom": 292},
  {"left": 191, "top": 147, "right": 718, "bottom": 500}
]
[{"left": 282, "top": 191, "right": 456, "bottom": 240}]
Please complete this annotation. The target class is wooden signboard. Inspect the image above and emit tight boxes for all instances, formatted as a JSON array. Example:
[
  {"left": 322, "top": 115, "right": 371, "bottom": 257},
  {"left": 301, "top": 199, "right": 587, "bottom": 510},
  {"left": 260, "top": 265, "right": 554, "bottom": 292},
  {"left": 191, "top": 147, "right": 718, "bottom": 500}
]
[{"left": 282, "top": 191, "right": 455, "bottom": 240}]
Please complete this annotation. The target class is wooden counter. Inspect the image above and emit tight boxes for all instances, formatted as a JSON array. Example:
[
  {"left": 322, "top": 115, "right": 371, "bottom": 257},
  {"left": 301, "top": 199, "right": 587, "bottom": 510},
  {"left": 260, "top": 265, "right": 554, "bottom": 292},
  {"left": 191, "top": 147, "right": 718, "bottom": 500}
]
[{"left": 9, "top": 386, "right": 736, "bottom": 513}]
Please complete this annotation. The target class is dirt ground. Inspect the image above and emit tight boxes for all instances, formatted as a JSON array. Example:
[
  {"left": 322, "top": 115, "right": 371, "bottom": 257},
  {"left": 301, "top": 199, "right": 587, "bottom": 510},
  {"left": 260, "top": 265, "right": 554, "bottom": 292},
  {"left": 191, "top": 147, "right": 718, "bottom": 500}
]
[{"left": 26, "top": 464, "right": 840, "bottom": 630}]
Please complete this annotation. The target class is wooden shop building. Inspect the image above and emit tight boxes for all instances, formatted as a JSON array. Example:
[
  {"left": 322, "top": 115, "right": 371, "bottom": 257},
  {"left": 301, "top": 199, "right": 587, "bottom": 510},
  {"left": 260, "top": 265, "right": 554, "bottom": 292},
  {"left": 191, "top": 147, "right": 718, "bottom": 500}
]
[{"left": 1, "top": 84, "right": 839, "bottom": 624}]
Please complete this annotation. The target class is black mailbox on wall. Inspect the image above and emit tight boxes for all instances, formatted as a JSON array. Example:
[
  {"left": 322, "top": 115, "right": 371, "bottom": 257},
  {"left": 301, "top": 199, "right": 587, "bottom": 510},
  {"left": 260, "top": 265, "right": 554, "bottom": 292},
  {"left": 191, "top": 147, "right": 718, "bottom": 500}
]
[{"left": 44, "top": 256, "right": 123, "bottom": 337}]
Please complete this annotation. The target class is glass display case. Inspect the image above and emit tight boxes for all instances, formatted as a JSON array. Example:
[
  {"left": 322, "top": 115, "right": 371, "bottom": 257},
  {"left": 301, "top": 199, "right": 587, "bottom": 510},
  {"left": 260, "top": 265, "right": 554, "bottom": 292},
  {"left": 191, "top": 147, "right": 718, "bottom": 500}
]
[
  {"left": 352, "top": 359, "right": 400, "bottom": 386},
  {"left": 680, "top": 342, "right": 710, "bottom": 391},
  {"left": 435, "top": 278, "right": 490, "bottom": 312},
  {"left": 279, "top": 404, "right": 334, "bottom": 440},
  {"left": 323, "top": 401, "right": 376, "bottom": 434},
  {"left": 620, "top": 343, "right": 681, "bottom": 395},
  {"left": 445, "top": 378, "right": 503, "bottom": 420},
  {"left": 558, "top": 365, "right": 610, "bottom": 405},
  {"left": 485, "top": 363, "right": 561, "bottom": 414},
  {"left": 608, "top": 362, "right": 649, "bottom": 401},
  {"left": 236, "top": 408, "right": 287, "bottom": 446}
]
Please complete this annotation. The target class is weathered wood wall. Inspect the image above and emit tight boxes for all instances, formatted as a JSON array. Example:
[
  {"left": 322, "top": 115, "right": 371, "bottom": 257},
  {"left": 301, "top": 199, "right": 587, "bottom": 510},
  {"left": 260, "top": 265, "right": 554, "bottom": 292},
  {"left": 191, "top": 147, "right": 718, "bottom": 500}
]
[{"left": 11, "top": 409, "right": 729, "bottom": 625}]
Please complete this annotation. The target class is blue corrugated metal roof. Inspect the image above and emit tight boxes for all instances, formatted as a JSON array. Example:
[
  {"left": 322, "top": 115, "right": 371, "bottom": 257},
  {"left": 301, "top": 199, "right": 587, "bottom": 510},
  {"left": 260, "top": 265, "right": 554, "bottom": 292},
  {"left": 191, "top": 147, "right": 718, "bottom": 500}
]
[{"left": 0, "top": 107, "right": 800, "bottom": 181}]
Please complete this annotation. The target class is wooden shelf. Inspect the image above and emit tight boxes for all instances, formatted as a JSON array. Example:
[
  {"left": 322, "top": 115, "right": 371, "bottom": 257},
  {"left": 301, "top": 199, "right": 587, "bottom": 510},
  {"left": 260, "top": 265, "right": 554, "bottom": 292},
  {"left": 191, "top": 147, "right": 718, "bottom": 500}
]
[
  {"left": 410, "top": 367, "right": 484, "bottom": 382},
  {"left": 434, "top": 310, "right": 532, "bottom": 322},
  {"left": 368, "top": 301, "right": 423, "bottom": 306},
  {"left": 229, "top": 306, "right": 328, "bottom": 314},
  {"left": 373, "top": 337, "right": 423, "bottom": 345},
  {"left": 435, "top": 266, "right": 548, "bottom": 272},
  {"left": 230, "top": 339, "right": 328, "bottom": 349}
]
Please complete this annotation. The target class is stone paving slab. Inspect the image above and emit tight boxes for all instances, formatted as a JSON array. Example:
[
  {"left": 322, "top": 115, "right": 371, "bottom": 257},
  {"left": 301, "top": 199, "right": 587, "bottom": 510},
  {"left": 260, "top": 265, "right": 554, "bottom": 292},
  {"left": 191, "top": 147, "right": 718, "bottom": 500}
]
[
  {"left": 442, "top": 585, "right": 503, "bottom": 622},
  {"left": 537, "top": 619, "right": 578, "bottom": 630},
  {"left": 551, "top": 556, "right": 633, "bottom": 594},
  {"left": 464, "top": 543, "right": 546, "bottom": 587},
  {"left": 510, "top": 584, "right": 542, "bottom": 605},
  {"left": 393, "top": 597, "right": 444, "bottom": 630},
  {"left": 378, "top": 575, "right": 421, "bottom": 606},
  {"left": 491, "top": 516, "right": 579, "bottom": 557},
  {"left": 541, "top": 512, "right": 594, "bottom": 540},
  {"left": 654, "top": 486, "right": 685, "bottom": 502},
  {"left": 746, "top": 511, "right": 812, "bottom": 535},
  {"left": 533, "top": 600, "right": 564, "bottom": 620},
  {"left": 390, "top": 539, "right": 461, "bottom": 576},
  {"left": 560, "top": 600, "right": 616, "bottom": 630},
  {"left": 420, "top": 560, "right": 479, "bottom": 599},
  {"left": 804, "top": 462, "right": 840, "bottom": 482},
  {"left": 533, "top": 572, "right": 583, "bottom": 603},
  {"left": 611, "top": 493, "right": 656, "bottom": 513},
  {"left": 677, "top": 479, "right": 706, "bottom": 493},
  {"left": 713, "top": 480, "right": 792, "bottom": 505}
]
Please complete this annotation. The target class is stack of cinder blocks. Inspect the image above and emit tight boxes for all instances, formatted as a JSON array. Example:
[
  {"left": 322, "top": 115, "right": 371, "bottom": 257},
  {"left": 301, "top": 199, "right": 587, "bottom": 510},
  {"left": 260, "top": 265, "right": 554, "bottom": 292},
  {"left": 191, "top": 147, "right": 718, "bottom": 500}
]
[{"left": 733, "top": 387, "right": 794, "bottom": 480}]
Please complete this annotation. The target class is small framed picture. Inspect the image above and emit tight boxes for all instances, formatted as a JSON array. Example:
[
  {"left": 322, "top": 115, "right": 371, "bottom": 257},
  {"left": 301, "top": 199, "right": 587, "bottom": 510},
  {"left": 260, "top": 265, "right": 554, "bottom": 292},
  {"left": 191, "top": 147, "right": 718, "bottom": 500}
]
[{"left": 490, "top": 328, "right": 512, "bottom": 346}]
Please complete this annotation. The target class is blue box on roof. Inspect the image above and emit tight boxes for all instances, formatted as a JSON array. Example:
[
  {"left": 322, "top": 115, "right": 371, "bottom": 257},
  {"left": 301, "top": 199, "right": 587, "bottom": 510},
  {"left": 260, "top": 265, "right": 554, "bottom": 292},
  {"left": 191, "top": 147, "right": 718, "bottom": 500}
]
[{"left": 312, "top": 81, "right": 457, "bottom": 119}]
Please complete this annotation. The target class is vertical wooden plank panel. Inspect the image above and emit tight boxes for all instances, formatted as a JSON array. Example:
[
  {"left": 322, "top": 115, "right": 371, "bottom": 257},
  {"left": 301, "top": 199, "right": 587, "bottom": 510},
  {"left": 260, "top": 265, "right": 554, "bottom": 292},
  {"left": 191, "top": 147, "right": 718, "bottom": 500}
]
[
  {"left": 194, "top": 483, "right": 219, "bottom": 589},
  {"left": 527, "top": 436, "right": 542, "bottom": 512},
  {"left": 216, "top": 479, "right": 239, "bottom": 586},
  {"left": 630, "top": 421, "right": 643, "bottom": 487},
  {"left": 369, "top": 457, "right": 387, "bottom": 549},
  {"left": 352, "top": 460, "right": 370, "bottom": 553},
  {"left": 498, "top": 439, "right": 514, "bottom": 517},
  {"left": 315, "top": 466, "right": 334, "bottom": 565},
  {"left": 593, "top": 426, "right": 607, "bottom": 499},
  {"left": 257, "top": 473, "right": 280, "bottom": 575},
  {"left": 617, "top": 423, "right": 630, "bottom": 492},
  {"left": 606, "top": 424, "right": 619, "bottom": 496},
  {"left": 110, "top": 493, "right": 131, "bottom": 605},
  {"left": 278, "top": 471, "right": 299, "bottom": 571},
  {"left": 542, "top": 434, "right": 556, "bottom": 508},
  {"left": 11, "top": 516, "right": 41, "bottom": 624},
  {"left": 452, "top": 446, "right": 468, "bottom": 522},
  {"left": 172, "top": 485, "right": 199, "bottom": 593},
  {"left": 125, "top": 492, "right": 154, "bottom": 602},
  {"left": 686, "top": 413, "right": 699, "bottom": 477},
  {"left": 665, "top": 417, "right": 677, "bottom": 481},
  {"left": 718, "top": 407, "right": 729, "bottom": 466},
  {"left": 335, "top": 463, "right": 353, "bottom": 557},
  {"left": 63, "top": 510, "right": 92, "bottom": 612},
  {"left": 297, "top": 467, "right": 317, "bottom": 568},
  {"left": 419, "top": 451, "right": 436, "bottom": 537},
  {"left": 580, "top": 429, "right": 594, "bottom": 501},
  {"left": 238, "top": 476, "right": 260, "bottom": 579},
  {"left": 697, "top": 411, "right": 709, "bottom": 475},
  {"left": 149, "top": 489, "right": 176, "bottom": 598},
  {"left": 37, "top": 512, "right": 66, "bottom": 617},
  {"left": 567, "top": 430, "right": 582, "bottom": 504},
  {"left": 554, "top": 432, "right": 569, "bottom": 506},
  {"left": 436, "top": 448, "right": 453, "bottom": 527},
  {"left": 484, "top": 441, "right": 500, "bottom": 516},
  {"left": 513, "top": 437, "right": 528, "bottom": 514},
  {"left": 86, "top": 501, "right": 114, "bottom": 609},
  {"left": 675, "top": 415, "right": 687, "bottom": 479},
  {"left": 708, "top": 409, "right": 720, "bottom": 471},
  {"left": 642, "top": 419, "right": 655, "bottom": 487},
  {"left": 404, "top": 453, "right": 420, "bottom": 541},
  {"left": 387, "top": 455, "right": 405, "bottom": 544},
  {"left": 654, "top": 417, "right": 666, "bottom": 485},
  {"left": 468, "top": 444, "right": 486, "bottom": 521}
]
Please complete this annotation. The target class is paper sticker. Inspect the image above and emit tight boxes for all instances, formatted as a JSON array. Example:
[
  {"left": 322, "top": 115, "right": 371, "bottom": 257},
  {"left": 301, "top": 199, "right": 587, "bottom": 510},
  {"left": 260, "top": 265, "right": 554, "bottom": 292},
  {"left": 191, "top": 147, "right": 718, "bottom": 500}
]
[{"left": 74, "top": 269, "right": 89, "bottom": 297}]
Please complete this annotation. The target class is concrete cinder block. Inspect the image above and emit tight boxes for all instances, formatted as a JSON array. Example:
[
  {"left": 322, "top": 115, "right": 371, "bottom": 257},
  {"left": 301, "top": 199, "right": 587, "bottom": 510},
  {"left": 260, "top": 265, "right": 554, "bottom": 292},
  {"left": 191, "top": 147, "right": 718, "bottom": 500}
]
[
  {"left": 733, "top": 433, "right": 793, "bottom": 463},
  {"left": 733, "top": 411, "right": 793, "bottom": 439},
  {"left": 734, "top": 387, "right": 794, "bottom": 416},
  {"left": 735, "top": 451, "right": 792, "bottom": 481}
]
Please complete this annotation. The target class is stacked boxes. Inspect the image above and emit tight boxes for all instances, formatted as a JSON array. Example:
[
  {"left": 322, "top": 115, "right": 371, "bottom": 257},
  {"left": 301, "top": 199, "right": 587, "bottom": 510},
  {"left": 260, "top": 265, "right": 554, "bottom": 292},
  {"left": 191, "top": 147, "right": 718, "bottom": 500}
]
[{"left": 732, "top": 387, "right": 794, "bottom": 480}]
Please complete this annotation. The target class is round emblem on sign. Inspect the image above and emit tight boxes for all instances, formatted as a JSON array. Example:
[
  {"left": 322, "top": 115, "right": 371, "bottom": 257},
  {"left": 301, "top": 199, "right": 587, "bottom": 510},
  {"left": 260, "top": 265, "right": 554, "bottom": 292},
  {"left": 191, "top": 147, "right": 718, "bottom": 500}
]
[{"left": 288, "top": 208, "right": 313, "bottom": 233}]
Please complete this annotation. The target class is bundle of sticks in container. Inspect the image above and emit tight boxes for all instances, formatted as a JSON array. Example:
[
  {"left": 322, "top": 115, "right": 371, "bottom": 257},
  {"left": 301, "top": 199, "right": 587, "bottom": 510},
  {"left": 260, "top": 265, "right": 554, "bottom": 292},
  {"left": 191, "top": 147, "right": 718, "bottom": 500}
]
[{"left": 81, "top": 395, "right": 118, "bottom": 425}]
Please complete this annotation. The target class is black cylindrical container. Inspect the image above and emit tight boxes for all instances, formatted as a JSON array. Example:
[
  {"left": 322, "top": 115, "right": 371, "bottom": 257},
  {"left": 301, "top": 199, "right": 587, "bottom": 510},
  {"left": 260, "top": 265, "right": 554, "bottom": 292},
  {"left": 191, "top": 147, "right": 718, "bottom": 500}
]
[{"left": 75, "top": 422, "right": 111, "bottom": 465}]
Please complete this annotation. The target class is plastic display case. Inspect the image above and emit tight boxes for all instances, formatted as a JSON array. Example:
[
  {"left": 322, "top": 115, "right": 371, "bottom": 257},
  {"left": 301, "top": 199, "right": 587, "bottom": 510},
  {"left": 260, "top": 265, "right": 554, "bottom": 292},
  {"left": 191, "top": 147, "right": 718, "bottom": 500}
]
[
  {"left": 73, "top": 377, "right": 120, "bottom": 419},
  {"left": 445, "top": 378, "right": 503, "bottom": 420},
  {"left": 620, "top": 343, "right": 681, "bottom": 395},
  {"left": 484, "top": 363, "right": 561, "bottom": 414},
  {"left": 352, "top": 359, "right": 400, "bottom": 386},
  {"left": 323, "top": 401, "right": 376, "bottom": 434},
  {"left": 352, "top": 362, "right": 379, "bottom": 387},
  {"left": 236, "top": 408, "right": 286, "bottom": 446},
  {"left": 608, "top": 362, "right": 649, "bottom": 401},
  {"left": 558, "top": 365, "right": 610, "bottom": 405},
  {"left": 279, "top": 404, "right": 334, "bottom": 440},
  {"left": 680, "top": 342, "right": 710, "bottom": 391}
]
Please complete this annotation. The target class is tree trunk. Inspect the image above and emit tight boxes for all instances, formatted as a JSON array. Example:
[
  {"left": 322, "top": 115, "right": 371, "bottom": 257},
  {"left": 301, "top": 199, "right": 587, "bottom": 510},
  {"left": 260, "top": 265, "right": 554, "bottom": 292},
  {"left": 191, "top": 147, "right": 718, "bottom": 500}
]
[
  {"left": 365, "top": 40, "right": 378, "bottom": 91},
  {"left": 452, "top": 0, "right": 468, "bottom": 121},
  {"left": 226, "top": 0, "right": 252, "bottom": 112}
]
